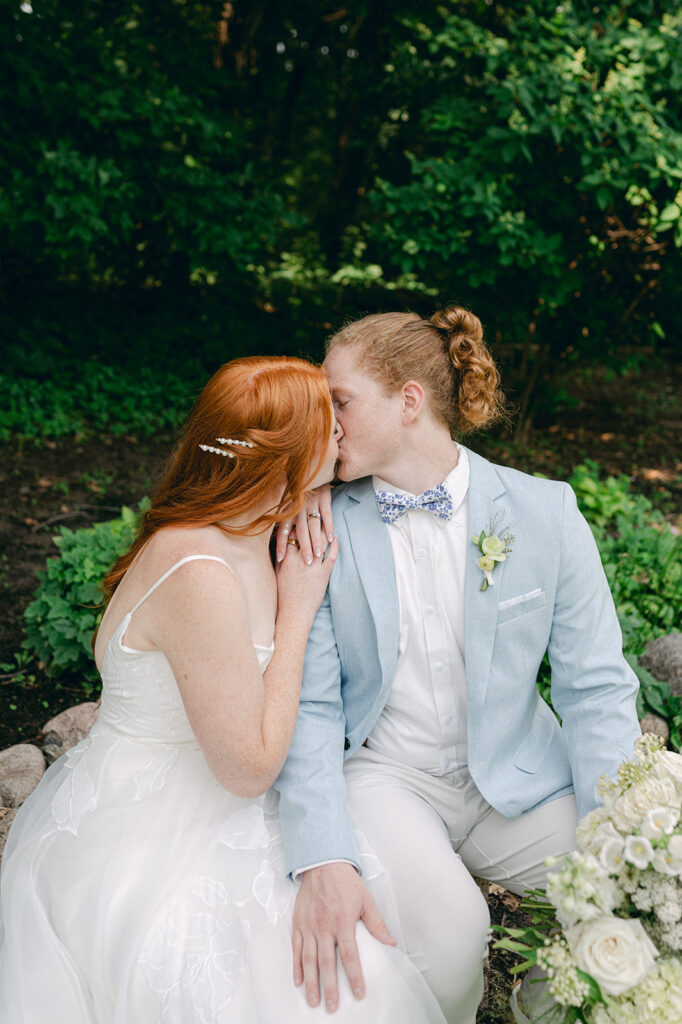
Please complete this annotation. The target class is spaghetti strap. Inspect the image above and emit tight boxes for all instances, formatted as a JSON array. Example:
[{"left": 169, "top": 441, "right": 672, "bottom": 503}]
[{"left": 128, "top": 555, "right": 235, "bottom": 617}]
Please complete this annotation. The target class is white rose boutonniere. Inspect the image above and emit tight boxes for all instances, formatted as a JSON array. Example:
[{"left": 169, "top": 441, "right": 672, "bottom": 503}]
[{"left": 471, "top": 519, "right": 514, "bottom": 591}]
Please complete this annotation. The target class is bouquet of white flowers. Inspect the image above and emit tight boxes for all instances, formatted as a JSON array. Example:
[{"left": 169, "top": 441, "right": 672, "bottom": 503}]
[{"left": 495, "top": 735, "right": 682, "bottom": 1023}]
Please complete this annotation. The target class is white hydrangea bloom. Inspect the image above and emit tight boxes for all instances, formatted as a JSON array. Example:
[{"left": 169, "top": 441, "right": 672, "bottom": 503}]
[
  {"left": 612, "top": 777, "right": 680, "bottom": 832},
  {"left": 576, "top": 804, "right": 612, "bottom": 853},
  {"left": 660, "top": 922, "right": 682, "bottom": 952},
  {"left": 657, "top": 900, "right": 682, "bottom": 927},
  {"left": 586, "top": 958, "right": 682, "bottom": 1024}
]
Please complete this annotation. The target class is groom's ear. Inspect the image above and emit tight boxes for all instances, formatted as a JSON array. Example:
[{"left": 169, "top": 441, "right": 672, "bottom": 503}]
[{"left": 401, "top": 379, "right": 425, "bottom": 424}]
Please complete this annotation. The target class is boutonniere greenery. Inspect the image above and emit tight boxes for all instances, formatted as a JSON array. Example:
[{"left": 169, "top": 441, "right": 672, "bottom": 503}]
[{"left": 472, "top": 516, "right": 514, "bottom": 591}]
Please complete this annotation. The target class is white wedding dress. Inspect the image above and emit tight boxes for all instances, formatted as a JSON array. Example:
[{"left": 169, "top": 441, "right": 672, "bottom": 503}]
[{"left": 0, "top": 556, "right": 445, "bottom": 1023}]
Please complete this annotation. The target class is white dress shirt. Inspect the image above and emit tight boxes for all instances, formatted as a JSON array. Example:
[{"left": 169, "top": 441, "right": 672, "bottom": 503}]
[
  {"left": 368, "top": 444, "right": 470, "bottom": 776},
  {"left": 295, "top": 446, "right": 471, "bottom": 878}
]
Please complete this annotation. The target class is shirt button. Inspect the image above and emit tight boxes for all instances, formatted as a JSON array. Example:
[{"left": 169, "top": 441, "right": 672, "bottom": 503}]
[
  {"left": 444, "top": 760, "right": 452, "bottom": 771},
  {"left": 417, "top": 549, "right": 427, "bottom": 559},
  {"left": 435, "top": 661, "right": 444, "bottom": 670},
  {"left": 444, "top": 715, "right": 453, "bottom": 725},
  {"left": 425, "top": 607, "right": 434, "bottom": 616}
]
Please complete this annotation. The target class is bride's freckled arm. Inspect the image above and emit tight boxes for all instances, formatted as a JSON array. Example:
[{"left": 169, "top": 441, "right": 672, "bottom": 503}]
[{"left": 150, "top": 547, "right": 337, "bottom": 798}]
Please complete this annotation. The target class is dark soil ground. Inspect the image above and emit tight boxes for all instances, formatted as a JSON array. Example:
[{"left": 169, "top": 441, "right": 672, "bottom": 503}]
[{"left": 0, "top": 360, "right": 680, "bottom": 1022}]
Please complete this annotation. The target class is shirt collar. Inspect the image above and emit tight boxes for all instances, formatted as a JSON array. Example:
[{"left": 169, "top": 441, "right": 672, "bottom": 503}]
[{"left": 373, "top": 443, "right": 469, "bottom": 528}]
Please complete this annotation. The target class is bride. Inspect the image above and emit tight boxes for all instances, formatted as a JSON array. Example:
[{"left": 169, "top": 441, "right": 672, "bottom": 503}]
[{"left": 0, "top": 356, "right": 444, "bottom": 1023}]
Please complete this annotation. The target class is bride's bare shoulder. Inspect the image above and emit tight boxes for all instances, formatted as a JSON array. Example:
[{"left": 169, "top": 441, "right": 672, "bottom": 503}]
[{"left": 140, "top": 525, "right": 231, "bottom": 566}]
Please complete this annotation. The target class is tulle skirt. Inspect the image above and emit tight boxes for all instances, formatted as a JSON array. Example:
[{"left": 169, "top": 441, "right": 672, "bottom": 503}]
[{"left": 0, "top": 730, "right": 445, "bottom": 1023}]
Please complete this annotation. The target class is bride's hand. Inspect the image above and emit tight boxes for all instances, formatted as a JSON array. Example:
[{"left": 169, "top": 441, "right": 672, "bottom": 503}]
[
  {"left": 276, "top": 485, "right": 334, "bottom": 566},
  {"left": 275, "top": 532, "right": 339, "bottom": 629}
]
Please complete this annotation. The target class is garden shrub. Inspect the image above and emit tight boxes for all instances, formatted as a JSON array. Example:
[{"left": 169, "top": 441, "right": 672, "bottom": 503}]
[
  {"left": 0, "top": 363, "right": 199, "bottom": 442},
  {"left": 570, "top": 462, "right": 682, "bottom": 747},
  {"left": 22, "top": 502, "right": 147, "bottom": 692},
  {"left": 569, "top": 461, "right": 682, "bottom": 651}
]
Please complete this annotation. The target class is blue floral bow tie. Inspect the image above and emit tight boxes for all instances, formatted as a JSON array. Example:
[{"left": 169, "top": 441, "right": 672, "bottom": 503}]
[{"left": 374, "top": 482, "right": 454, "bottom": 524}]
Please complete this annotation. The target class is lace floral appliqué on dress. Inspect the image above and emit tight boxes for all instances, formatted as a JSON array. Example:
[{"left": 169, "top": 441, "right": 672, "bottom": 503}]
[{"left": 0, "top": 556, "right": 446, "bottom": 1023}]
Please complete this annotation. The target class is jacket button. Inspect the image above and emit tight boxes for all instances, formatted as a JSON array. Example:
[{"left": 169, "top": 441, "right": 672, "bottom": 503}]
[{"left": 344, "top": 737, "right": 351, "bottom": 750}]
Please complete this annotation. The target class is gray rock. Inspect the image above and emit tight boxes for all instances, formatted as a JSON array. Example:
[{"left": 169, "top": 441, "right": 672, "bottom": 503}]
[
  {"left": 640, "top": 633, "right": 682, "bottom": 698},
  {"left": 0, "top": 807, "right": 18, "bottom": 867},
  {"left": 639, "top": 712, "right": 670, "bottom": 745},
  {"left": 511, "top": 966, "right": 564, "bottom": 1023},
  {"left": 0, "top": 744, "right": 45, "bottom": 808},
  {"left": 41, "top": 702, "right": 99, "bottom": 765}
]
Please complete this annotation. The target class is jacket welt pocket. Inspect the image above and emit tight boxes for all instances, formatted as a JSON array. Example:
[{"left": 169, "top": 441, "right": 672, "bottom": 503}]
[{"left": 496, "top": 590, "right": 547, "bottom": 625}]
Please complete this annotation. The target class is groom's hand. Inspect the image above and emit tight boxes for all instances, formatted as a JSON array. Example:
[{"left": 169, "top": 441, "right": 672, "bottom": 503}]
[{"left": 292, "top": 862, "right": 396, "bottom": 1013}]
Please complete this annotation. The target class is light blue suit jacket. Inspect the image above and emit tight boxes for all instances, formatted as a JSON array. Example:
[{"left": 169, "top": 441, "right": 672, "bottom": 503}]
[{"left": 275, "top": 448, "right": 641, "bottom": 876}]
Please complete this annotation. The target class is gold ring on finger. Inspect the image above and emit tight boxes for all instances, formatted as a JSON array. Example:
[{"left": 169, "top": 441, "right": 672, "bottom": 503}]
[
  {"left": 287, "top": 536, "right": 300, "bottom": 547},
  {"left": 307, "top": 511, "right": 322, "bottom": 520}
]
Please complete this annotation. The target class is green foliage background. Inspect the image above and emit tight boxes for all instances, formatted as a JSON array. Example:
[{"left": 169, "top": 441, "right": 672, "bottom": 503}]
[{"left": 2, "top": 1, "right": 681, "bottom": 436}]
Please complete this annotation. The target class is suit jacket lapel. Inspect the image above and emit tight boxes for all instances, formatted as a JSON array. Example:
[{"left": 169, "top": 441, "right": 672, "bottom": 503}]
[
  {"left": 343, "top": 479, "right": 400, "bottom": 691},
  {"left": 462, "top": 448, "right": 508, "bottom": 707}
]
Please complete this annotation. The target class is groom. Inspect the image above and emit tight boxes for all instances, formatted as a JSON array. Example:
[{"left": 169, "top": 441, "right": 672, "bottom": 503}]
[{"left": 275, "top": 311, "right": 641, "bottom": 1022}]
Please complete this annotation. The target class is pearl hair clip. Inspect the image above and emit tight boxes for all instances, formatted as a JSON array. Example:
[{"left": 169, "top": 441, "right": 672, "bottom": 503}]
[
  {"left": 216, "top": 437, "right": 255, "bottom": 448},
  {"left": 198, "top": 437, "right": 256, "bottom": 459}
]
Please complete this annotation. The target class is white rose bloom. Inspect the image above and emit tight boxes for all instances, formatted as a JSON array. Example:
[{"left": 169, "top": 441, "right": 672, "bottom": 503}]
[
  {"left": 566, "top": 916, "right": 658, "bottom": 996},
  {"left": 640, "top": 807, "right": 678, "bottom": 840},
  {"left": 481, "top": 535, "right": 507, "bottom": 559},
  {"left": 624, "top": 834, "right": 654, "bottom": 870},
  {"left": 655, "top": 750, "right": 682, "bottom": 793},
  {"left": 613, "top": 776, "right": 680, "bottom": 831}
]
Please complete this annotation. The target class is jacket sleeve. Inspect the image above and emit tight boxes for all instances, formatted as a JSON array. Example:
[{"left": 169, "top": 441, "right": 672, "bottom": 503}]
[
  {"left": 548, "top": 483, "right": 641, "bottom": 819},
  {"left": 274, "top": 589, "right": 361, "bottom": 877}
]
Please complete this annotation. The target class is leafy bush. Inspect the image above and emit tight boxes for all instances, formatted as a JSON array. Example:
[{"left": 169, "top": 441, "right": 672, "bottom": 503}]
[
  {"left": 570, "top": 461, "right": 682, "bottom": 650},
  {"left": 570, "top": 462, "right": 682, "bottom": 746},
  {"left": 626, "top": 654, "right": 682, "bottom": 752},
  {"left": 22, "top": 502, "right": 147, "bottom": 692},
  {"left": 568, "top": 460, "right": 639, "bottom": 528},
  {"left": 363, "top": 4, "right": 682, "bottom": 393},
  {"left": 1, "top": 363, "right": 200, "bottom": 442}
]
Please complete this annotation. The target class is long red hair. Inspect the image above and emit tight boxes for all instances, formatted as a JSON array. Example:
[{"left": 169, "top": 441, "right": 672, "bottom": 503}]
[{"left": 102, "top": 356, "right": 332, "bottom": 602}]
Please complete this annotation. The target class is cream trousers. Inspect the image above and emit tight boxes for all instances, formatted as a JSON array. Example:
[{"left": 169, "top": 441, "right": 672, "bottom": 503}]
[{"left": 343, "top": 747, "right": 578, "bottom": 1024}]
